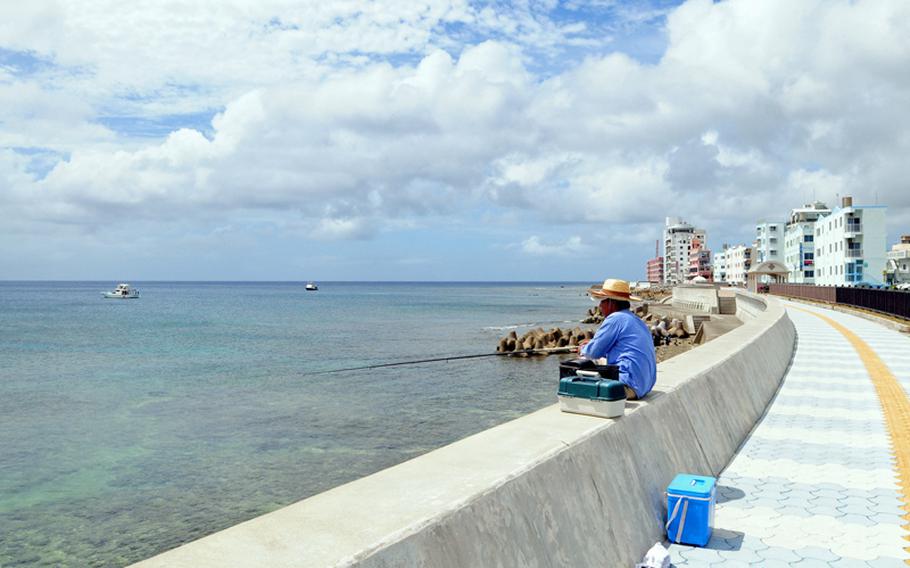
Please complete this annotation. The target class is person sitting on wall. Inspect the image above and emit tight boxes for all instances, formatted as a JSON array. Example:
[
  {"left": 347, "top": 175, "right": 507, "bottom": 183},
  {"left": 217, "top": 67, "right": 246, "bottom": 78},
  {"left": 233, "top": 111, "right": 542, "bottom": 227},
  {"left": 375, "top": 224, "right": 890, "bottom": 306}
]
[{"left": 578, "top": 279, "right": 657, "bottom": 400}]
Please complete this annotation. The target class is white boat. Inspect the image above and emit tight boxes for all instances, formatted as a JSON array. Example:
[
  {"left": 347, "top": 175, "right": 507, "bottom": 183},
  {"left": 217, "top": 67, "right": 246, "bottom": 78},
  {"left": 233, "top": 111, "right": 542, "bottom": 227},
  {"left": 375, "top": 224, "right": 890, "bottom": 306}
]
[
  {"left": 305, "top": 282, "right": 318, "bottom": 291},
  {"left": 102, "top": 283, "right": 140, "bottom": 299}
]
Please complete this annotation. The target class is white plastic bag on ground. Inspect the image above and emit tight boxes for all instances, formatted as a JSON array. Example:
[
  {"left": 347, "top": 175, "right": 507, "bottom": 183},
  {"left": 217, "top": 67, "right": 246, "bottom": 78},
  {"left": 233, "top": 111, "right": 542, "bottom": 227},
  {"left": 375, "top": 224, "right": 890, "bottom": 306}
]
[{"left": 634, "top": 542, "right": 670, "bottom": 568}]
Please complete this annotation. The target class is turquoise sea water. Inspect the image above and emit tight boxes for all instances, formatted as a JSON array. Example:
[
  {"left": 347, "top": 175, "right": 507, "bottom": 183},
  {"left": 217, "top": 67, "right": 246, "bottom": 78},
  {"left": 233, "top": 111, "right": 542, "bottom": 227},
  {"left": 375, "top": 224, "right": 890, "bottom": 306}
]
[{"left": 0, "top": 281, "right": 593, "bottom": 567}]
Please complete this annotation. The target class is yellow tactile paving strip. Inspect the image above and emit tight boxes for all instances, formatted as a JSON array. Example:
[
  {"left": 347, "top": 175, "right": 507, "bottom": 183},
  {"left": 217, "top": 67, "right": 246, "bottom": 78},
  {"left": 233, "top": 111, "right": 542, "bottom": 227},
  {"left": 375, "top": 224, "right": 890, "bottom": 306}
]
[{"left": 795, "top": 307, "right": 910, "bottom": 562}]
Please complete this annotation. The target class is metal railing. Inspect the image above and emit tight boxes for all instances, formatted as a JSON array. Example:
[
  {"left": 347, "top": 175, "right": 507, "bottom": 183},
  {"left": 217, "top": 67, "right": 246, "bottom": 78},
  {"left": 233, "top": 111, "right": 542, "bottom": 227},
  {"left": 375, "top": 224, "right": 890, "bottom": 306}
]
[
  {"left": 846, "top": 249, "right": 863, "bottom": 258},
  {"left": 769, "top": 283, "right": 910, "bottom": 319}
]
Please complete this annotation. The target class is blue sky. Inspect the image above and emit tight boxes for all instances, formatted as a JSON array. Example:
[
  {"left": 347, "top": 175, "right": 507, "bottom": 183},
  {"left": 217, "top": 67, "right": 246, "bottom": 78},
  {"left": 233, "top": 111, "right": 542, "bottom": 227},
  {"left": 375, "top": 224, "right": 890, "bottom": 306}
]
[{"left": 1, "top": 0, "right": 908, "bottom": 280}]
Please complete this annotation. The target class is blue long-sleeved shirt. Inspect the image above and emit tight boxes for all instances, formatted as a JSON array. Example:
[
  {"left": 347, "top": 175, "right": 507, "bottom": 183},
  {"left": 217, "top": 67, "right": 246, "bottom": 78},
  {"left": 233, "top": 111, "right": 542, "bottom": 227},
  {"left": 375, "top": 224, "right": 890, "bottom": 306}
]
[{"left": 580, "top": 309, "right": 656, "bottom": 398}]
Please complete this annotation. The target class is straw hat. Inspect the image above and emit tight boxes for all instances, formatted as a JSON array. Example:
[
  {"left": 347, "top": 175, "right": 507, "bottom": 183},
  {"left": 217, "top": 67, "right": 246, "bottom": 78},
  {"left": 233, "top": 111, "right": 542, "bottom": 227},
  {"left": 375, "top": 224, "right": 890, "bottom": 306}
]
[{"left": 588, "top": 279, "right": 641, "bottom": 302}]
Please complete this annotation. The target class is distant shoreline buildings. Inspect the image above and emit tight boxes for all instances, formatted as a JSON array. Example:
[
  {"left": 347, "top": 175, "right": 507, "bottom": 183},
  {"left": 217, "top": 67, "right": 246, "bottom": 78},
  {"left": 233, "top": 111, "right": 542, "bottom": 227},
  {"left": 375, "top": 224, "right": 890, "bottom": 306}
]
[
  {"left": 812, "top": 197, "right": 887, "bottom": 286},
  {"left": 783, "top": 202, "right": 830, "bottom": 284},
  {"left": 886, "top": 236, "right": 910, "bottom": 286},
  {"left": 657, "top": 217, "right": 707, "bottom": 285},
  {"left": 646, "top": 240, "right": 663, "bottom": 284},
  {"left": 754, "top": 220, "right": 784, "bottom": 265},
  {"left": 647, "top": 195, "right": 905, "bottom": 288},
  {"left": 715, "top": 244, "right": 752, "bottom": 286}
]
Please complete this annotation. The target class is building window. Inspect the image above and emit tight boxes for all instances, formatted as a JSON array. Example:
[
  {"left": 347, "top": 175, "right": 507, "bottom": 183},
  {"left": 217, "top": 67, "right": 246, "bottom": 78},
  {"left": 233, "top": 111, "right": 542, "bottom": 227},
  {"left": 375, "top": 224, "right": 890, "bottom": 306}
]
[
  {"left": 805, "top": 270, "right": 814, "bottom": 277},
  {"left": 804, "top": 235, "right": 813, "bottom": 242}
]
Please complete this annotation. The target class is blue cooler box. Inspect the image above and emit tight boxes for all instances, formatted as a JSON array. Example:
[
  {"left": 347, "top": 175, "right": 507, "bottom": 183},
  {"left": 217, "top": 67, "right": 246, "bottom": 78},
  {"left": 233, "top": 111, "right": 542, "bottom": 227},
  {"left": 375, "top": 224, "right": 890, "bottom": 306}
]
[{"left": 666, "top": 474, "right": 715, "bottom": 546}]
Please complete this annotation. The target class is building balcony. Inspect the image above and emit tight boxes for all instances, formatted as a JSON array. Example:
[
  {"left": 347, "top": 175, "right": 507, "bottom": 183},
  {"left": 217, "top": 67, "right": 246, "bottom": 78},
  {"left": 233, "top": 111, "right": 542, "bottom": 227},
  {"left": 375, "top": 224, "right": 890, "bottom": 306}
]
[
  {"left": 845, "top": 223, "right": 862, "bottom": 235},
  {"left": 846, "top": 249, "right": 863, "bottom": 258}
]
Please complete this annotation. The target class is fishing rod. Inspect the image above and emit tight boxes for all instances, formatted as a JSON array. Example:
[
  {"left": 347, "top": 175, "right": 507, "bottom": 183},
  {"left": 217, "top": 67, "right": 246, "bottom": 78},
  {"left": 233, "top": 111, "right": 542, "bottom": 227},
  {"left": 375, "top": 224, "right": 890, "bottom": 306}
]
[{"left": 303, "top": 346, "right": 577, "bottom": 376}]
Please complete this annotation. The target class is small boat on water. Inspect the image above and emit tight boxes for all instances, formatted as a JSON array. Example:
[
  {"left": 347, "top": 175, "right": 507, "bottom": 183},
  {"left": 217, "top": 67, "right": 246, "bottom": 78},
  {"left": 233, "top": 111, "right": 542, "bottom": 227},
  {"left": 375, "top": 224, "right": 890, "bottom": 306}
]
[
  {"left": 102, "top": 283, "right": 139, "bottom": 299},
  {"left": 305, "top": 282, "right": 318, "bottom": 291}
]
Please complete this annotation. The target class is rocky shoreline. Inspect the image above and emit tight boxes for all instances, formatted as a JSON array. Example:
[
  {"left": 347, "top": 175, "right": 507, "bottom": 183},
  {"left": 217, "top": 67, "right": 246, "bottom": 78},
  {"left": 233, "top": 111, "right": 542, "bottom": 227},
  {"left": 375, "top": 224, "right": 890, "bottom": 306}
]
[{"left": 496, "top": 296, "right": 698, "bottom": 364}]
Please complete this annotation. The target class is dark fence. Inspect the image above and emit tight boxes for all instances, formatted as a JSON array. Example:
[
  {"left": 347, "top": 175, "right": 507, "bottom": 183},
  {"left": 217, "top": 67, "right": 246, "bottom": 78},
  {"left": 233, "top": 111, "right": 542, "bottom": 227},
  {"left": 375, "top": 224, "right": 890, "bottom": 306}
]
[
  {"left": 770, "top": 284, "right": 836, "bottom": 303},
  {"left": 769, "top": 283, "right": 910, "bottom": 320}
]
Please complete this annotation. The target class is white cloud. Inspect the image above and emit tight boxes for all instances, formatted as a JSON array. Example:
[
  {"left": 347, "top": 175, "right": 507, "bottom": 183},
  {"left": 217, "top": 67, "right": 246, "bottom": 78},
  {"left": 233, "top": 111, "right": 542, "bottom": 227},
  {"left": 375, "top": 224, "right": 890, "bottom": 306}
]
[
  {"left": 520, "top": 235, "right": 591, "bottom": 257},
  {"left": 785, "top": 169, "right": 847, "bottom": 205},
  {"left": 313, "top": 217, "right": 376, "bottom": 240},
  {"left": 2, "top": 0, "right": 910, "bottom": 277}
]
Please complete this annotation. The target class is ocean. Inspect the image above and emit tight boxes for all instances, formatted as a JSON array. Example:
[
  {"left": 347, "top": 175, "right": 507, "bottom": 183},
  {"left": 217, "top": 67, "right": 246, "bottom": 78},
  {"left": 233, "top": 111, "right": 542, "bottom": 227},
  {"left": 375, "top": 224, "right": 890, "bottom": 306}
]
[{"left": 0, "top": 281, "right": 594, "bottom": 567}]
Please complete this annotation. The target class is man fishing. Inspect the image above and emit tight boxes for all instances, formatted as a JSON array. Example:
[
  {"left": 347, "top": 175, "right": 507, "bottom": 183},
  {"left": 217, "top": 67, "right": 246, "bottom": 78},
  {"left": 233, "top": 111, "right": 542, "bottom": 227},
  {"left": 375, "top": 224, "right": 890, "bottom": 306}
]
[{"left": 578, "top": 279, "right": 657, "bottom": 400}]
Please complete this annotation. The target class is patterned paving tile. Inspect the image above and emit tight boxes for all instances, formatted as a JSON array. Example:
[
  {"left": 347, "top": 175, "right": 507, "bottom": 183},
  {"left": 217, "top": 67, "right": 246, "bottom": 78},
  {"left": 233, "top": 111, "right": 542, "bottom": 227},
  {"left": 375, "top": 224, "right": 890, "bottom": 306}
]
[{"left": 665, "top": 304, "right": 910, "bottom": 567}]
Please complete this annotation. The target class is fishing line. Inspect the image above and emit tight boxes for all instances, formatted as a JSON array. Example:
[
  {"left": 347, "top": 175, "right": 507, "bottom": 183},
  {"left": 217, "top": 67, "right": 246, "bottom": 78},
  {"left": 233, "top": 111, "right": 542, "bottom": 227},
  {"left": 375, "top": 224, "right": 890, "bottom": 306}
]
[{"left": 303, "top": 347, "right": 576, "bottom": 376}]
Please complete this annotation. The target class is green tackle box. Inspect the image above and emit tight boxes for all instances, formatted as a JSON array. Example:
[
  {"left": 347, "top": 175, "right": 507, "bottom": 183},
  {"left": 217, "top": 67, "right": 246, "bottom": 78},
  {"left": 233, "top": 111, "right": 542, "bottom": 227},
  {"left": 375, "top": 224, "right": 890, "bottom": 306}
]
[
  {"left": 557, "top": 375, "right": 627, "bottom": 419},
  {"left": 557, "top": 376, "right": 626, "bottom": 401}
]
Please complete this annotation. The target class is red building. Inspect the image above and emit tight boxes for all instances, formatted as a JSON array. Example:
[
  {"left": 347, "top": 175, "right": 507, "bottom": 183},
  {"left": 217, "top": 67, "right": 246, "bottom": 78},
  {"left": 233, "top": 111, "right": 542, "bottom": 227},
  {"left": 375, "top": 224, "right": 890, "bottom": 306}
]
[
  {"left": 646, "top": 256, "right": 664, "bottom": 283},
  {"left": 688, "top": 238, "right": 713, "bottom": 281}
]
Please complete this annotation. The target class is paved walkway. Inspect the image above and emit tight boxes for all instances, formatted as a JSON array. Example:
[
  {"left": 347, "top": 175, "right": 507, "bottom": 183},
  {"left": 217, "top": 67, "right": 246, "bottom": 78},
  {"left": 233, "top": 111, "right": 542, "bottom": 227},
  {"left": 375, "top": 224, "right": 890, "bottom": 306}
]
[{"left": 668, "top": 302, "right": 910, "bottom": 567}]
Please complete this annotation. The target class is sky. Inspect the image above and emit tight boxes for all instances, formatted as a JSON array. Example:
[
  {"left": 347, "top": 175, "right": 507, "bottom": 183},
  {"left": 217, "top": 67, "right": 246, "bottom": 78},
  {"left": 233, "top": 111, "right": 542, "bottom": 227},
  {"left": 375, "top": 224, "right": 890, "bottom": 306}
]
[{"left": 1, "top": 0, "right": 909, "bottom": 281}]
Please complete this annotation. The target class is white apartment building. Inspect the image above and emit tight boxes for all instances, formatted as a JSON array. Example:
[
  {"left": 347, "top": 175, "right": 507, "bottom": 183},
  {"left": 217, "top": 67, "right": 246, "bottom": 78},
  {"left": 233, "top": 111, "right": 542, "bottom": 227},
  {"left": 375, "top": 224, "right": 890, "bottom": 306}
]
[
  {"left": 724, "top": 244, "right": 753, "bottom": 285},
  {"left": 754, "top": 220, "right": 785, "bottom": 264},
  {"left": 783, "top": 202, "right": 830, "bottom": 284},
  {"left": 814, "top": 197, "right": 887, "bottom": 286},
  {"left": 885, "top": 235, "right": 910, "bottom": 286},
  {"left": 663, "top": 217, "right": 706, "bottom": 285},
  {"left": 714, "top": 246, "right": 728, "bottom": 282}
]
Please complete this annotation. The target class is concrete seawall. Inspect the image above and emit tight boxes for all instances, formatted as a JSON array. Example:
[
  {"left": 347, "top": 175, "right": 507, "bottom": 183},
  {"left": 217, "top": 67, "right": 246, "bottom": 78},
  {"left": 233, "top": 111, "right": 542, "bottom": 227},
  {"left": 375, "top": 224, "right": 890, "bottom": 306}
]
[
  {"left": 672, "top": 283, "right": 722, "bottom": 313},
  {"left": 133, "top": 291, "right": 795, "bottom": 568}
]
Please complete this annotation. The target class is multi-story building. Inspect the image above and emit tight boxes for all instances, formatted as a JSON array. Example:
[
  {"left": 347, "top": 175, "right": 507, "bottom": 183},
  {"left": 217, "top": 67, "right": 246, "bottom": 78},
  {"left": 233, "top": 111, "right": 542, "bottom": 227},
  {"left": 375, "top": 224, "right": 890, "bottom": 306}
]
[
  {"left": 754, "top": 220, "right": 785, "bottom": 264},
  {"left": 725, "top": 244, "right": 753, "bottom": 285},
  {"left": 688, "top": 237, "right": 712, "bottom": 281},
  {"left": 646, "top": 256, "right": 664, "bottom": 284},
  {"left": 783, "top": 201, "right": 830, "bottom": 284},
  {"left": 714, "top": 245, "right": 729, "bottom": 282},
  {"left": 814, "top": 196, "right": 887, "bottom": 286},
  {"left": 885, "top": 235, "right": 910, "bottom": 286},
  {"left": 663, "top": 217, "right": 706, "bottom": 285}
]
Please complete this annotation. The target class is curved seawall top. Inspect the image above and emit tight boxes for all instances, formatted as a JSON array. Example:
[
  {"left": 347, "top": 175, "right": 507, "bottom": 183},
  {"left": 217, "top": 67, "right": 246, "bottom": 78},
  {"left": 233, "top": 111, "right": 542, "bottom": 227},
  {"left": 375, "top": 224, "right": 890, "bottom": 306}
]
[{"left": 133, "top": 291, "right": 795, "bottom": 568}]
